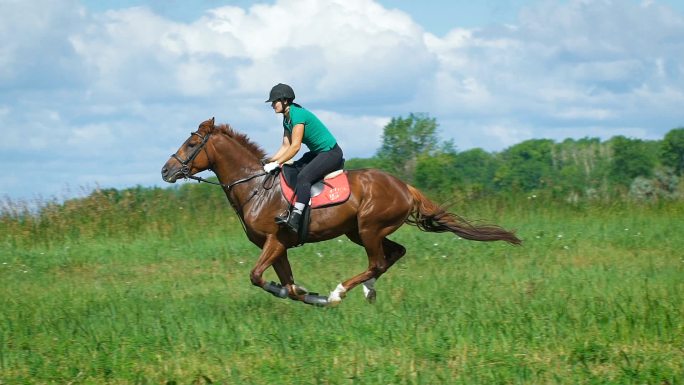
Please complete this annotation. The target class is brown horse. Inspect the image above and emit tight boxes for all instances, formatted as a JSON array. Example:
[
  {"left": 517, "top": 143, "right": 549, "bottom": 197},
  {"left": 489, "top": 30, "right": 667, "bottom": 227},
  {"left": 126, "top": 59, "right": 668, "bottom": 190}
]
[{"left": 161, "top": 118, "right": 521, "bottom": 306}]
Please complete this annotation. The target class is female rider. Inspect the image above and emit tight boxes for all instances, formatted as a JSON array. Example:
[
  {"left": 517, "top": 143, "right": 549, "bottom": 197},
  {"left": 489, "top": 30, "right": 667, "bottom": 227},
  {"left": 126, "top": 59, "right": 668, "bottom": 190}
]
[{"left": 262, "top": 83, "right": 344, "bottom": 234}]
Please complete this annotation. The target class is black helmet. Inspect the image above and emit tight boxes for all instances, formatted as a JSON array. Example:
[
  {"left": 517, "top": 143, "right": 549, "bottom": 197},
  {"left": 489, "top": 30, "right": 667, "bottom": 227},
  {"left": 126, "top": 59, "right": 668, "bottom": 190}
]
[{"left": 265, "top": 83, "right": 295, "bottom": 103}]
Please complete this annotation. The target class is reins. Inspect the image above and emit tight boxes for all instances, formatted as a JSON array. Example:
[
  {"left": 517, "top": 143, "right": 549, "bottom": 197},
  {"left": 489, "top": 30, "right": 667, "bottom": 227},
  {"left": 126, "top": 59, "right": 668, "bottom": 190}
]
[{"left": 186, "top": 172, "right": 270, "bottom": 190}]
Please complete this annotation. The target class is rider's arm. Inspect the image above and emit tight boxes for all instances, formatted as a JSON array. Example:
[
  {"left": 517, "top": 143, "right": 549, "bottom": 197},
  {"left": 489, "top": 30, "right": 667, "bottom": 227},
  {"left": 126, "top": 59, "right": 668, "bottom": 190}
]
[
  {"left": 274, "top": 124, "right": 303, "bottom": 164},
  {"left": 268, "top": 130, "right": 291, "bottom": 162}
]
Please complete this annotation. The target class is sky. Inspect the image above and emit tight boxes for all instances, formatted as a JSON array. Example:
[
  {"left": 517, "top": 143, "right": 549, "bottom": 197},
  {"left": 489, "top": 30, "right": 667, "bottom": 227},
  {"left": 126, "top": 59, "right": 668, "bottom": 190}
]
[{"left": 1, "top": 0, "right": 684, "bottom": 202}]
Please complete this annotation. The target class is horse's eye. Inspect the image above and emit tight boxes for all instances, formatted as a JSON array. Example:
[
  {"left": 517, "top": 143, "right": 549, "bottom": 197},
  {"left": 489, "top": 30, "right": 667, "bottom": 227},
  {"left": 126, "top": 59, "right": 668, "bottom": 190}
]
[{"left": 188, "top": 141, "right": 196, "bottom": 148}]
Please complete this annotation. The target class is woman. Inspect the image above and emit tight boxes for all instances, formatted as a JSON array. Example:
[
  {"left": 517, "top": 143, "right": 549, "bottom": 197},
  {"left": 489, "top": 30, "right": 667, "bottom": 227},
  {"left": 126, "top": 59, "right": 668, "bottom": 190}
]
[{"left": 262, "top": 83, "right": 344, "bottom": 234}]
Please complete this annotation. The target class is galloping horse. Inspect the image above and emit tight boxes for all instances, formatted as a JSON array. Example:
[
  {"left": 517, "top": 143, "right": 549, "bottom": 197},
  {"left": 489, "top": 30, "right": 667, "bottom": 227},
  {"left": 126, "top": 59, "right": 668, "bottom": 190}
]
[{"left": 161, "top": 118, "right": 521, "bottom": 306}]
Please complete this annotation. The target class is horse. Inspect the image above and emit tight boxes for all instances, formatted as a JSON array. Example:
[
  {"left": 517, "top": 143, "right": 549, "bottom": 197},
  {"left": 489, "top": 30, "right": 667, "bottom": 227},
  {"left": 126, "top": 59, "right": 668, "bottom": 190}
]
[{"left": 161, "top": 118, "right": 521, "bottom": 306}]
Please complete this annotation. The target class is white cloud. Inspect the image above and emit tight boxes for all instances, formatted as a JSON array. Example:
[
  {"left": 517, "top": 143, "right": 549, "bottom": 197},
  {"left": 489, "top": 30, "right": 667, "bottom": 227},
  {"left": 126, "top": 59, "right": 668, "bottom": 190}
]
[
  {"left": 314, "top": 110, "right": 390, "bottom": 157},
  {"left": 552, "top": 107, "right": 614, "bottom": 121},
  {"left": 482, "top": 123, "right": 534, "bottom": 148},
  {"left": 1, "top": 0, "right": 684, "bottom": 200},
  {"left": 417, "top": 0, "right": 684, "bottom": 149}
]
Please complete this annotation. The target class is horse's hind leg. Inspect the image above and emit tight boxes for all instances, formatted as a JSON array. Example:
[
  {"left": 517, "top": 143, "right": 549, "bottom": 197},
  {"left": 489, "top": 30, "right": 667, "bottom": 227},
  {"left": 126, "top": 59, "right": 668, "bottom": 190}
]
[
  {"left": 345, "top": 233, "right": 406, "bottom": 303},
  {"left": 328, "top": 223, "right": 406, "bottom": 305},
  {"left": 382, "top": 238, "right": 407, "bottom": 268},
  {"left": 327, "top": 233, "right": 386, "bottom": 305},
  {"left": 345, "top": 234, "right": 407, "bottom": 267}
]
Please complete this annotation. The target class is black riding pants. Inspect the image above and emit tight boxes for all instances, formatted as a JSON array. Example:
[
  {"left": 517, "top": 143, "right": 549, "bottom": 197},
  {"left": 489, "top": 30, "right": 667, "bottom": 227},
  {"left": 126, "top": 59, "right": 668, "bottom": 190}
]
[{"left": 293, "top": 144, "right": 344, "bottom": 206}]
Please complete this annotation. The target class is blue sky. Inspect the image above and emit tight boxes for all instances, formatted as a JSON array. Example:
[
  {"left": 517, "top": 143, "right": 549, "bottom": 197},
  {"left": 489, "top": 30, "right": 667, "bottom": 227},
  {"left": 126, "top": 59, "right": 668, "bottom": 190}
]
[{"left": 2, "top": 0, "right": 684, "bottom": 202}]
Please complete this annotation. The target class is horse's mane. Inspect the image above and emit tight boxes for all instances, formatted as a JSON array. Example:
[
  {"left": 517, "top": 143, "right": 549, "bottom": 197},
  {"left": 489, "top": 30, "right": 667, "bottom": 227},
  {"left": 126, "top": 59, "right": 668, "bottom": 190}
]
[{"left": 213, "top": 123, "right": 266, "bottom": 159}]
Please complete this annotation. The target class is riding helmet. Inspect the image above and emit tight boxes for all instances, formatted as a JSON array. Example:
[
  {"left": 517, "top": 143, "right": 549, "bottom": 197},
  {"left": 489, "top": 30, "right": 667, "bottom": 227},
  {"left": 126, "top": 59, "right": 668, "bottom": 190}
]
[{"left": 265, "top": 83, "right": 295, "bottom": 103}]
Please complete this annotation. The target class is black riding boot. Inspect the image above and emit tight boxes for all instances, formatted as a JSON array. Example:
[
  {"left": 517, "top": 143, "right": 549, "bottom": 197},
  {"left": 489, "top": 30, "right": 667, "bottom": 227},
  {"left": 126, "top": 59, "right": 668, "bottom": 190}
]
[{"left": 275, "top": 209, "right": 302, "bottom": 233}]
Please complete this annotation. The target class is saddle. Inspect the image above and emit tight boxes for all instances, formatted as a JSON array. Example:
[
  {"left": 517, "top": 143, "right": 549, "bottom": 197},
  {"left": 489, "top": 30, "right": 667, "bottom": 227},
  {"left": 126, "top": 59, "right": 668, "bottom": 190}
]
[{"left": 279, "top": 164, "right": 350, "bottom": 208}]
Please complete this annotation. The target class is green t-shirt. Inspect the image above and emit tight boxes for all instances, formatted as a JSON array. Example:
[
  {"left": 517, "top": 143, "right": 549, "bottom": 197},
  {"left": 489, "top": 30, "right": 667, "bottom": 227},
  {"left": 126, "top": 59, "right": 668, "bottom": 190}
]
[{"left": 283, "top": 105, "right": 337, "bottom": 153}]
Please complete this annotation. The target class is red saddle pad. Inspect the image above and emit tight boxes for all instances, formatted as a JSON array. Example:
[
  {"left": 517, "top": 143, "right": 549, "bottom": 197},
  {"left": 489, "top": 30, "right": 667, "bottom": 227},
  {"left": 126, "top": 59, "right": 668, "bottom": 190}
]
[{"left": 279, "top": 171, "right": 351, "bottom": 208}]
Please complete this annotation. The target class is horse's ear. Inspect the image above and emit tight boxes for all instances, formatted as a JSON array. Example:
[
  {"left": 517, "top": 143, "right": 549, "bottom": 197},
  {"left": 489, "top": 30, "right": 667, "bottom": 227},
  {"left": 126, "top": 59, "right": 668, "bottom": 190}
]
[{"left": 210, "top": 117, "right": 215, "bottom": 125}]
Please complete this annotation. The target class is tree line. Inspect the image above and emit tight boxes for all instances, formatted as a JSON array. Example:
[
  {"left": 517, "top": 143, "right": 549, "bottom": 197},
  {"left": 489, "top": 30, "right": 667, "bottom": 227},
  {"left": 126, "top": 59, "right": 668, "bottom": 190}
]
[{"left": 346, "top": 113, "right": 684, "bottom": 201}]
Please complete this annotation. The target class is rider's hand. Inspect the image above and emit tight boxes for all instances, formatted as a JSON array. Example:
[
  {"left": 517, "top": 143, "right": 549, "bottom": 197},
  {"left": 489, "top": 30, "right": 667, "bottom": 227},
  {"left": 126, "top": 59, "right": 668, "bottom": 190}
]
[{"left": 263, "top": 161, "right": 280, "bottom": 173}]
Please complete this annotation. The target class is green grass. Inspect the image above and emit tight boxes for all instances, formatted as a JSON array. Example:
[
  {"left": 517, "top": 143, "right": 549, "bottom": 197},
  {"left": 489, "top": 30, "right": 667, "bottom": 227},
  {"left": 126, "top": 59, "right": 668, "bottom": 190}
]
[{"left": 0, "top": 190, "right": 682, "bottom": 384}]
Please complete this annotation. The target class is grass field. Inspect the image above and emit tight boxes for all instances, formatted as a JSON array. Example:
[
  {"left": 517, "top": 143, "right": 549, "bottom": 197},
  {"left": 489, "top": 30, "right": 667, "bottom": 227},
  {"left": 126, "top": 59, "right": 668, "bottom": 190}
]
[{"left": 0, "top": 189, "right": 682, "bottom": 384}]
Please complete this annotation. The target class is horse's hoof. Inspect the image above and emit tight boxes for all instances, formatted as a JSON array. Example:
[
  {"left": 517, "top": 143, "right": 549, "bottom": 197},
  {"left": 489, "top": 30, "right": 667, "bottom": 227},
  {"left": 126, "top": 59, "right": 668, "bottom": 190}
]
[
  {"left": 365, "top": 288, "right": 377, "bottom": 304},
  {"left": 303, "top": 293, "right": 329, "bottom": 307},
  {"left": 327, "top": 298, "right": 342, "bottom": 307},
  {"left": 327, "top": 283, "right": 346, "bottom": 306},
  {"left": 362, "top": 278, "right": 377, "bottom": 304},
  {"left": 291, "top": 284, "right": 309, "bottom": 296}
]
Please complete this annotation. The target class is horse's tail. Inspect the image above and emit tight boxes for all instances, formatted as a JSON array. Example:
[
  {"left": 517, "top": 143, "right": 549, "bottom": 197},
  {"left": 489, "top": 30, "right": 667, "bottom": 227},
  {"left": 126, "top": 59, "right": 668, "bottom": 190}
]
[{"left": 405, "top": 185, "right": 522, "bottom": 245}]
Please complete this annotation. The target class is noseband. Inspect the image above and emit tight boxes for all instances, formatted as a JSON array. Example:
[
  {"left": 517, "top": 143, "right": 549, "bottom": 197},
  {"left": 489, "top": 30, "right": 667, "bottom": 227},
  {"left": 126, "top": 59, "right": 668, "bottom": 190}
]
[{"left": 169, "top": 130, "right": 269, "bottom": 190}]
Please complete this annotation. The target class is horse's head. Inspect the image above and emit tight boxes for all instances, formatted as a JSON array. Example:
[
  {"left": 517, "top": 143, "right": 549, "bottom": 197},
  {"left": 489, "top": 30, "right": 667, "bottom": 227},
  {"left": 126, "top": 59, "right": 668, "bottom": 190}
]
[{"left": 161, "top": 117, "right": 215, "bottom": 183}]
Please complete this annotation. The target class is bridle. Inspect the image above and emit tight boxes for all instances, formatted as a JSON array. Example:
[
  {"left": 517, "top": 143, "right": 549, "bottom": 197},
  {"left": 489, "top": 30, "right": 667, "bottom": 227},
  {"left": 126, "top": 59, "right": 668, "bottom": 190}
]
[
  {"left": 169, "top": 130, "right": 270, "bottom": 190},
  {"left": 171, "top": 131, "right": 211, "bottom": 177}
]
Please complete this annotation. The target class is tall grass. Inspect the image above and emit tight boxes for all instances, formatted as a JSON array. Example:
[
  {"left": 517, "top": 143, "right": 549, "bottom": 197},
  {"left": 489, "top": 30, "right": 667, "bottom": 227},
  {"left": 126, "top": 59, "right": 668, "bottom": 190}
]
[
  {"left": 0, "top": 182, "right": 235, "bottom": 249},
  {"left": 0, "top": 184, "right": 682, "bottom": 384}
]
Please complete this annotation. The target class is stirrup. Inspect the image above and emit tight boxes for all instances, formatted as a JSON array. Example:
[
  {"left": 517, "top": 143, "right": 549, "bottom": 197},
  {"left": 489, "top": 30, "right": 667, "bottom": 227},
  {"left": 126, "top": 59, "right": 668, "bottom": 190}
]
[
  {"left": 275, "top": 211, "right": 289, "bottom": 225},
  {"left": 275, "top": 209, "right": 302, "bottom": 233}
]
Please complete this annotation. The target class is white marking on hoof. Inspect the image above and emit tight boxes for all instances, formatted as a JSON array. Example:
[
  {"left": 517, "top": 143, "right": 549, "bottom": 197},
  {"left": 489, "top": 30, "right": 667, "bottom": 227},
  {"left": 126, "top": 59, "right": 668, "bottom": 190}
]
[
  {"left": 363, "top": 278, "right": 377, "bottom": 303},
  {"left": 328, "top": 283, "right": 347, "bottom": 305}
]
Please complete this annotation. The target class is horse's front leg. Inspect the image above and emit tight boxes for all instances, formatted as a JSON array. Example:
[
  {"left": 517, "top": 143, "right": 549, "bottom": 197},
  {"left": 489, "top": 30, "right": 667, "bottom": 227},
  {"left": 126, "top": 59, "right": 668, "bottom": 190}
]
[
  {"left": 272, "top": 253, "right": 310, "bottom": 299},
  {"left": 249, "top": 236, "right": 288, "bottom": 297},
  {"left": 251, "top": 239, "right": 322, "bottom": 304}
]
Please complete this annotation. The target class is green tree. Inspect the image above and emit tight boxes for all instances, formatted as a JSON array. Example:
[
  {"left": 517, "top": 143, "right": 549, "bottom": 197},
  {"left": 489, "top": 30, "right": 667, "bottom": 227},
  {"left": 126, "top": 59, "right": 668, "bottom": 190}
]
[
  {"left": 344, "top": 157, "right": 383, "bottom": 170},
  {"left": 495, "top": 139, "right": 555, "bottom": 191},
  {"left": 661, "top": 127, "right": 684, "bottom": 175},
  {"left": 376, "top": 113, "right": 439, "bottom": 182},
  {"left": 608, "top": 136, "right": 657, "bottom": 186},
  {"left": 550, "top": 137, "right": 610, "bottom": 196},
  {"left": 414, "top": 141, "right": 460, "bottom": 194},
  {"left": 453, "top": 148, "right": 499, "bottom": 191}
]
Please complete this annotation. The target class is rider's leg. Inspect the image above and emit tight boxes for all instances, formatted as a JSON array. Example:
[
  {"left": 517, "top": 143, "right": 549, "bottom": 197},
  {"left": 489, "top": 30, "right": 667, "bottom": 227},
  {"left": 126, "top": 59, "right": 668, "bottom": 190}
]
[{"left": 276, "top": 145, "right": 343, "bottom": 233}]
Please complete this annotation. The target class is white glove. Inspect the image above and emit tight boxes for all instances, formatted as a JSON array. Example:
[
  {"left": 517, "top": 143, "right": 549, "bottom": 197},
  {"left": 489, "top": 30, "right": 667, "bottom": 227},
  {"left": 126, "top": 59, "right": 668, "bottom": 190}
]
[{"left": 263, "top": 161, "right": 280, "bottom": 173}]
